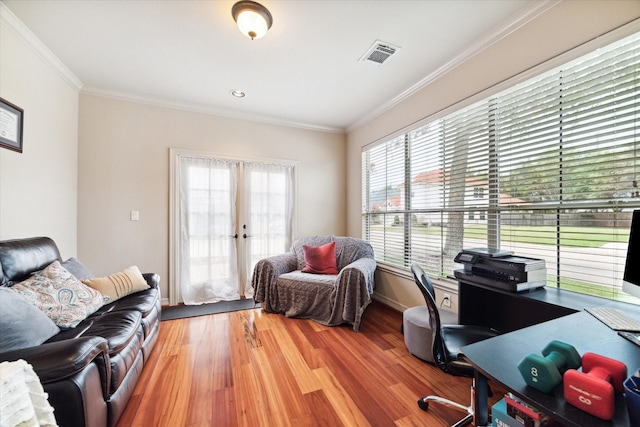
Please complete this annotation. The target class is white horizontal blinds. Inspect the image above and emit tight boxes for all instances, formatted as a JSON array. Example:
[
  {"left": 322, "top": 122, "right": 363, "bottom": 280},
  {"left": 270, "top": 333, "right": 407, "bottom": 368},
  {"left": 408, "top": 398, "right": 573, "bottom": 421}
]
[
  {"left": 409, "top": 121, "right": 446, "bottom": 272},
  {"left": 559, "top": 48, "right": 638, "bottom": 205},
  {"left": 442, "top": 102, "right": 492, "bottom": 210},
  {"left": 362, "top": 31, "right": 640, "bottom": 300},
  {"left": 440, "top": 101, "right": 493, "bottom": 272},
  {"left": 361, "top": 151, "right": 369, "bottom": 239},
  {"left": 363, "top": 137, "right": 406, "bottom": 265},
  {"left": 494, "top": 68, "right": 570, "bottom": 291},
  {"left": 496, "top": 36, "right": 639, "bottom": 207},
  {"left": 494, "top": 32, "right": 640, "bottom": 298}
]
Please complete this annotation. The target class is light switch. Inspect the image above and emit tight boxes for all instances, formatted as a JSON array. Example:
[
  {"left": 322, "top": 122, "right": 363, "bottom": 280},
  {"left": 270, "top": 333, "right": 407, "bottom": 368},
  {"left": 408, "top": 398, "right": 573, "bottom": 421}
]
[{"left": 130, "top": 210, "right": 140, "bottom": 221}]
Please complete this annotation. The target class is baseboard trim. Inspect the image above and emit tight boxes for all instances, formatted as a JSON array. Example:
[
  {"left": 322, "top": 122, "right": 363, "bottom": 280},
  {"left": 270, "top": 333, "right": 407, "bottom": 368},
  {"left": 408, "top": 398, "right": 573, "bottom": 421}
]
[{"left": 372, "top": 293, "right": 409, "bottom": 312}]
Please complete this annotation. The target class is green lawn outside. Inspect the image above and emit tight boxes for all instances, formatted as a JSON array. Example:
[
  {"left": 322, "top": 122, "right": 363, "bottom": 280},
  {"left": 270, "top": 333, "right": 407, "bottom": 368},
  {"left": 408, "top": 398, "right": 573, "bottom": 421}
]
[
  {"left": 371, "top": 224, "right": 630, "bottom": 248},
  {"left": 473, "top": 224, "right": 629, "bottom": 247},
  {"left": 369, "top": 222, "right": 635, "bottom": 302}
]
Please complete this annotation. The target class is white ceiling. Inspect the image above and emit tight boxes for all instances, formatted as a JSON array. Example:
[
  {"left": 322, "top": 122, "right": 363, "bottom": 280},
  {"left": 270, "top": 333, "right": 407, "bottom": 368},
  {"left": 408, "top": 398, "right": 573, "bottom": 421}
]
[{"left": 2, "top": 0, "right": 554, "bottom": 133}]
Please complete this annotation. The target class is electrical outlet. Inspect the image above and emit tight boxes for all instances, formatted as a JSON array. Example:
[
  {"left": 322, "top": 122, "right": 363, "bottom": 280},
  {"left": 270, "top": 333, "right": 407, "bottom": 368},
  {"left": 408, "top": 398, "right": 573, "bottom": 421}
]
[
  {"left": 130, "top": 210, "right": 140, "bottom": 221},
  {"left": 442, "top": 293, "right": 451, "bottom": 308}
]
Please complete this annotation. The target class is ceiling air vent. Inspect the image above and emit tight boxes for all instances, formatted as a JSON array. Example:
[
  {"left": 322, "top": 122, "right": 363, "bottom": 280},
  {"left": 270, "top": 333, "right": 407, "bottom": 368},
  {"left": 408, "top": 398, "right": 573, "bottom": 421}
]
[{"left": 359, "top": 40, "right": 400, "bottom": 67}]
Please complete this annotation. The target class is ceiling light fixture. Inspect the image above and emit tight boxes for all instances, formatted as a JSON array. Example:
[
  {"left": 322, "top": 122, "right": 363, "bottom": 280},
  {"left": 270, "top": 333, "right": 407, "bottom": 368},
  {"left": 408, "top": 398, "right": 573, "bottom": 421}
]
[
  {"left": 230, "top": 90, "right": 246, "bottom": 98},
  {"left": 231, "top": 1, "right": 273, "bottom": 40}
]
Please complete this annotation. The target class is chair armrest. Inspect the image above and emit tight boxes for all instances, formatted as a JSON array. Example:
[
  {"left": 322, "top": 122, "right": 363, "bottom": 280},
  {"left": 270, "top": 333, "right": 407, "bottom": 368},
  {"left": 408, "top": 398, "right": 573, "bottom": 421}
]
[
  {"left": 0, "top": 336, "right": 111, "bottom": 397},
  {"left": 258, "top": 253, "right": 298, "bottom": 276},
  {"left": 252, "top": 252, "right": 297, "bottom": 304},
  {"left": 143, "top": 272, "right": 160, "bottom": 289},
  {"left": 339, "top": 258, "right": 377, "bottom": 291},
  {"left": 335, "top": 257, "right": 377, "bottom": 331}
]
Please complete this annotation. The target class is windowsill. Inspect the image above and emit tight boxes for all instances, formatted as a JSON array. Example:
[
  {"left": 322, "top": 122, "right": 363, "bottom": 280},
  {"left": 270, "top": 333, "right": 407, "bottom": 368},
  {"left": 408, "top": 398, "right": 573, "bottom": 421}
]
[
  {"left": 377, "top": 262, "right": 640, "bottom": 313},
  {"left": 375, "top": 262, "right": 459, "bottom": 293}
]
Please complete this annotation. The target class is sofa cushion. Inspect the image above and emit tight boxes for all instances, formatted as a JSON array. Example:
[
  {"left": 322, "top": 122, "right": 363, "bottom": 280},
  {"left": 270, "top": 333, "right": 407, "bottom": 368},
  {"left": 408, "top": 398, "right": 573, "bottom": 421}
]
[
  {"left": 0, "top": 287, "right": 60, "bottom": 351},
  {"left": 98, "top": 287, "right": 159, "bottom": 318},
  {"left": 82, "top": 266, "right": 150, "bottom": 303},
  {"left": 301, "top": 241, "right": 339, "bottom": 274},
  {"left": 10, "top": 261, "right": 104, "bottom": 328},
  {"left": 86, "top": 310, "right": 143, "bottom": 394},
  {"left": 279, "top": 270, "right": 337, "bottom": 284},
  {"left": 83, "top": 311, "right": 142, "bottom": 356},
  {"left": 61, "top": 257, "right": 94, "bottom": 281},
  {"left": 275, "top": 272, "right": 334, "bottom": 320},
  {"left": 49, "top": 310, "right": 144, "bottom": 395}
]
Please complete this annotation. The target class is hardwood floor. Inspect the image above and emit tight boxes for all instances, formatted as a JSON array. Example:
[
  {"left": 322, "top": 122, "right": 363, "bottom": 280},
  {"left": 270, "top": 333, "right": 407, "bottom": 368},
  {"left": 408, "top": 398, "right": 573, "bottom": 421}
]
[{"left": 117, "top": 301, "right": 503, "bottom": 427}]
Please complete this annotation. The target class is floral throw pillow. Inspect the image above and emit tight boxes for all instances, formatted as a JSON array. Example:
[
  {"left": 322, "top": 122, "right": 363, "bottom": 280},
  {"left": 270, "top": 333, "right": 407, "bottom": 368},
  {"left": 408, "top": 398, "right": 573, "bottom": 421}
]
[{"left": 11, "top": 261, "right": 105, "bottom": 329}]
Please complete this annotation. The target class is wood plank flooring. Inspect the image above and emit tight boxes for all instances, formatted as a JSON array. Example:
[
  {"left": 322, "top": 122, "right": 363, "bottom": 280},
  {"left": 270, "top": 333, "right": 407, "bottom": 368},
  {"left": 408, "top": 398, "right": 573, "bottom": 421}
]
[{"left": 117, "top": 301, "right": 503, "bottom": 427}]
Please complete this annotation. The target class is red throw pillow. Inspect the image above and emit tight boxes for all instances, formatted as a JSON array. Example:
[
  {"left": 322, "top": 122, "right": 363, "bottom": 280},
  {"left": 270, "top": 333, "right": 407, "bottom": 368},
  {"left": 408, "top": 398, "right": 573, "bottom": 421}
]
[{"left": 302, "top": 241, "right": 339, "bottom": 274}]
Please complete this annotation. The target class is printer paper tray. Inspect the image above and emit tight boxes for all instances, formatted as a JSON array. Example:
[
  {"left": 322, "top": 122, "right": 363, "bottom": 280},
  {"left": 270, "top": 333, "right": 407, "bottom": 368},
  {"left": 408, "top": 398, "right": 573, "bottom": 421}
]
[{"left": 454, "top": 270, "right": 546, "bottom": 293}]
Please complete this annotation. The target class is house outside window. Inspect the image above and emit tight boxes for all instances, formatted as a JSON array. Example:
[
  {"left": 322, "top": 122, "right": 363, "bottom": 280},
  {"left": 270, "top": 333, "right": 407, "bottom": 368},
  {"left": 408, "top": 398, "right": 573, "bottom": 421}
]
[
  {"left": 473, "top": 187, "right": 484, "bottom": 199},
  {"left": 361, "top": 31, "right": 640, "bottom": 302}
]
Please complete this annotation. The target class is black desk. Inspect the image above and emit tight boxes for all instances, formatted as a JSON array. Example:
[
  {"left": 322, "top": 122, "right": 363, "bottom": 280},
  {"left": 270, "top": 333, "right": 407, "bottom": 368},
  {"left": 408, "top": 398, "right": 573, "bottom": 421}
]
[
  {"left": 461, "top": 311, "right": 640, "bottom": 427},
  {"left": 457, "top": 276, "right": 606, "bottom": 333}
]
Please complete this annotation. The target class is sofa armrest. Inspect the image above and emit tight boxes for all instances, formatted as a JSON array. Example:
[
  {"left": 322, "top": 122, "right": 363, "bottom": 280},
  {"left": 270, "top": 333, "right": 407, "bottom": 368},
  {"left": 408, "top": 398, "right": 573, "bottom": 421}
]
[
  {"left": 0, "top": 336, "right": 111, "bottom": 397},
  {"left": 143, "top": 272, "right": 160, "bottom": 289}
]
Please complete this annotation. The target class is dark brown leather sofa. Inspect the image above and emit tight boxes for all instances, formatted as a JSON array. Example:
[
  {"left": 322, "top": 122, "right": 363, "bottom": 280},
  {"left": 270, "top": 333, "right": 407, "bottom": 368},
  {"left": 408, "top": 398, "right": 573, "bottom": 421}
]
[{"left": 0, "top": 237, "right": 161, "bottom": 427}]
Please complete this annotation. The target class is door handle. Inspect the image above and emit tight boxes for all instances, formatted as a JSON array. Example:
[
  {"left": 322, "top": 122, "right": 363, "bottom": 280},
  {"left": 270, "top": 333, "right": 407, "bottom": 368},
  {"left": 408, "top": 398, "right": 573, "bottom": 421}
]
[
  {"left": 230, "top": 234, "right": 238, "bottom": 239},
  {"left": 243, "top": 234, "right": 252, "bottom": 238}
]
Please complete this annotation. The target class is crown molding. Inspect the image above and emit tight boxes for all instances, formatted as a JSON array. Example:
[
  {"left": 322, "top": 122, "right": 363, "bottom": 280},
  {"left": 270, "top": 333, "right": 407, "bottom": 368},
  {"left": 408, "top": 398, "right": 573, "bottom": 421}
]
[
  {"left": 81, "top": 86, "right": 345, "bottom": 135},
  {"left": 0, "top": 2, "right": 83, "bottom": 91},
  {"left": 3, "top": 0, "right": 560, "bottom": 137},
  {"left": 1, "top": 0, "right": 341, "bottom": 134},
  {"left": 346, "top": 0, "right": 560, "bottom": 133}
]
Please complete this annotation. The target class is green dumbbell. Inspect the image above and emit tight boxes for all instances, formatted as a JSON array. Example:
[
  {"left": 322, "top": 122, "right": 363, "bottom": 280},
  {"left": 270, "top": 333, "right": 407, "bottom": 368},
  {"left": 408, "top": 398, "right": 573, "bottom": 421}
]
[{"left": 517, "top": 340, "right": 581, "bottom": 393}]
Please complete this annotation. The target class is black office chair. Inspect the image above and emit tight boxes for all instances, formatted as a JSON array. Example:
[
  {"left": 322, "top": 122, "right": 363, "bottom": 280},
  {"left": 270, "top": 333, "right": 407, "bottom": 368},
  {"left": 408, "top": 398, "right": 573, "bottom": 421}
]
[{"left": 411, "top": 263, "right": 500, "bottom": 427}]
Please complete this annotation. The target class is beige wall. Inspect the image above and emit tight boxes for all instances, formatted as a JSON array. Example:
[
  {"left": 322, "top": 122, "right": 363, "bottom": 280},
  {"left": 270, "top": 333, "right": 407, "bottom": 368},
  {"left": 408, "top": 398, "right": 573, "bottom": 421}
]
[
  {"left": 346, "top": 1, "right": 640, "bottom": 312},
  {"left": 78, "top": 94, "right": 346, "bottom": 301},
  {"left": 0, "top": 14, "right": 79, "bottom": 256}
]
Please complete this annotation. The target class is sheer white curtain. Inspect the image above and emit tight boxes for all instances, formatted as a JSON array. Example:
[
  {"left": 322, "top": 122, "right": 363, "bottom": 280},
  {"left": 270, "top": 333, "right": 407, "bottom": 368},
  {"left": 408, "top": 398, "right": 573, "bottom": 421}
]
[
  {"left": 179, "top": 156, "right": 240, "bottom": 305},
  {"left": 243, "top": 162, "right": 294, "bottom": 296}
]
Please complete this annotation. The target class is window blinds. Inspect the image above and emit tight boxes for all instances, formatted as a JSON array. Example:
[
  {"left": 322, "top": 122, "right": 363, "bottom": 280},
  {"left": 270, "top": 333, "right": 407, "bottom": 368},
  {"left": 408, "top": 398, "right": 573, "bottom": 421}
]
[{"left": 362, "top": 31, "right": 640, "bottom": 301}]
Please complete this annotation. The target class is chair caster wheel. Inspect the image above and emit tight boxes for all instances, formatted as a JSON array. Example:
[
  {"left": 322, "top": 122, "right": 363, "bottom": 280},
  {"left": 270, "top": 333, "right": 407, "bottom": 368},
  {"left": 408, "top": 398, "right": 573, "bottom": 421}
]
[{"left": 417, "top": 398, "right": 429, "bottom": 411}]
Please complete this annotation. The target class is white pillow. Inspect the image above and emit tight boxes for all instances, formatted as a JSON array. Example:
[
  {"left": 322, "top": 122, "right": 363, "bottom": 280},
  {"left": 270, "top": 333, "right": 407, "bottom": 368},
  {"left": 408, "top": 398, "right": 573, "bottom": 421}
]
[{"left": 10, "top": 261, "right": 104, "bottom": 329}]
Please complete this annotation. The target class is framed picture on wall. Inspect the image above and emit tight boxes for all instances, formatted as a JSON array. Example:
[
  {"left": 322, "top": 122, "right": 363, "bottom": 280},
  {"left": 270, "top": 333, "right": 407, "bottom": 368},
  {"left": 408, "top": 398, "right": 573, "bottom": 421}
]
[{"left": 0, "top": 97, "right": 24, "bottom": 153}]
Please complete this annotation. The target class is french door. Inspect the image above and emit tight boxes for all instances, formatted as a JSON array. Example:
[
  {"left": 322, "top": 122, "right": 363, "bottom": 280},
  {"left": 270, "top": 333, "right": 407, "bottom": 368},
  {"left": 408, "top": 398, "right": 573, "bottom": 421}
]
[{"left": 169, "top": 149, "right": 295, "bottom": 305}]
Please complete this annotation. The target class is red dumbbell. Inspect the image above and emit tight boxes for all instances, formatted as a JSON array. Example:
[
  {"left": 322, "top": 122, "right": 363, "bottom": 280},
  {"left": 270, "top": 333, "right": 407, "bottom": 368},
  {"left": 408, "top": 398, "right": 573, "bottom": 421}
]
[{"left": 563, "top": 352, "right": 627, "bottom": 420}]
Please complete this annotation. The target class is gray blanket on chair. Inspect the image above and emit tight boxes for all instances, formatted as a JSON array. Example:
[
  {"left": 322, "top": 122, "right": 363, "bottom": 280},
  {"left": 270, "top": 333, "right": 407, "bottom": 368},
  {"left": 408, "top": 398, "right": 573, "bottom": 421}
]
[{"left": 251, "top": 236, "right": 376, "bottom": 331}]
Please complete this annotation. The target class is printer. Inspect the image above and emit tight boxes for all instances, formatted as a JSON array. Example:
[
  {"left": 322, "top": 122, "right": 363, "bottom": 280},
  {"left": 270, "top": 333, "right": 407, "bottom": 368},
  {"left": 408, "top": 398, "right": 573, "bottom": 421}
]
[{"left": 453, "top": 248, "right": 546, "bottom": 292}]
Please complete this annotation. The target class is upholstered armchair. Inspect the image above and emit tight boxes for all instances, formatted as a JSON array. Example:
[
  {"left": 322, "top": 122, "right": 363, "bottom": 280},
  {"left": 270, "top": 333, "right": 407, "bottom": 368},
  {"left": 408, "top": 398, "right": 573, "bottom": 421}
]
[{"left": 252, "top": 236, "right": 376, "bottom": 331}]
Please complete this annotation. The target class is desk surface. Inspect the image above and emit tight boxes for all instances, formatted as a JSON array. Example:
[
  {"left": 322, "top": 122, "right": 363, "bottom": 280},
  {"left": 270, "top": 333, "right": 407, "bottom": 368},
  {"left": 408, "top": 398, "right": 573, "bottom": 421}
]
[{"left": 462, "top": 310, "right": 640, "bottom": 427}]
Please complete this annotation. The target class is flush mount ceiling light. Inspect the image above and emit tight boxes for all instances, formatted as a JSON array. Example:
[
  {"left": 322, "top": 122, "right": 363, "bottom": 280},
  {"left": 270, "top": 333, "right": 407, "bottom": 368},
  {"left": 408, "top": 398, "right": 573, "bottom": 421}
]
[
  {"left": 231, "top": 1, "right": 273, "bottom": 40},
  {"left": 230, "top": 89, "right": 246, "bottom": 98}
]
